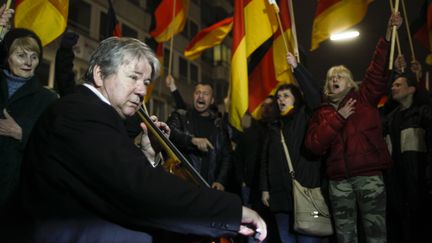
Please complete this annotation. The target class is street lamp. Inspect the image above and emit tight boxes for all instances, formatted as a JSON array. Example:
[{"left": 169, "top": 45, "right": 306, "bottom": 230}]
[{"left": 330, "top": 30, "right": 360, "bottom": 41}]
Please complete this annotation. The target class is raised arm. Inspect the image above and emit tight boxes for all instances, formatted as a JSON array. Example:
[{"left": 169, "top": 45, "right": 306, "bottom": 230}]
[
  {"left": 166, "top": 74, "right": 187, "bottom": 109},
  {"left": 55, "top": 32, "right": 79, "bottom": 97},
  {"left": 0, "top": 3, "right": 14, "bottom": 40},
  {"left": 287, "top": 52, "right": 322, "bottom": 109},
  {"left": 359, "top": 12, "right": 402, "bottom": 105}
]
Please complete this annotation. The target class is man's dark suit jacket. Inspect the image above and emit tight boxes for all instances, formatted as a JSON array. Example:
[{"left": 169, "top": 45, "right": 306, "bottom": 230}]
[{"left": 19, "top": 85, "right": 242, "bottom": 242}]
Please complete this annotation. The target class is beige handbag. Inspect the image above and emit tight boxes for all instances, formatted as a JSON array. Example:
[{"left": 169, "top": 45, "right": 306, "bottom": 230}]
[{"left": 280, "top": 129, "right": 333, "bottom": 236}]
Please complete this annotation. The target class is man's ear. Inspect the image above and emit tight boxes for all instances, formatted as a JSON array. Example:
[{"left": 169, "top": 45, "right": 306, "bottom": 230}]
[
  {"left": 408, "top": 86, "right": 416, "bottom": 95},
  {"left": 210, "top": 97, "right": 215, "bottom": 105},
  {"left": 93, "top": 65, "right": 103, "bottom": 88}
]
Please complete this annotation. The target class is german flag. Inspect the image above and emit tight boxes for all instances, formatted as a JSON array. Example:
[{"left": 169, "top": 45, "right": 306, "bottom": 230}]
[
  {"left": 229, "top": 0, "right": 278, "bottom": 130},
  {"left": 107, "top": 0, "right": 122, "bottom": 37},
  {"left": 248, "top": 40, "right": 279, "bottom": 117},
  {"left": 249, "top": 0, "right": 295, "bottom": 118},
  {"left": 14, "top": 0, "right": 69, "bottom": 46},
  {"left": 311, "top": 0, "right": 373, "bottom": 51},
  {"left": 184, "top": 17, "right": 233, "bottom": 61},
  {"left": 150, "top": 0, "right": 189, "bottom": 43},
  {"left": 144, "top": 39, "right": 164, "bottom": 103}
]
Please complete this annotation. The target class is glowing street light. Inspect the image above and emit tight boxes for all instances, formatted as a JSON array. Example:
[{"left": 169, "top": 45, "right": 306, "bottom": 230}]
[{"left": 330, "top": 30, "right": 360, "bottom": 41}]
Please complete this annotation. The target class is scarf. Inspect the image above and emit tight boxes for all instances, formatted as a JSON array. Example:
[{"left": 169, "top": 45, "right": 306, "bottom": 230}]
[
  {"left": 326, "top": 87, "right": 352, "bottom": 108},
  {"left": 280, "top": 105, "right": 294, "bottom": 116},
  {"left": 3, "top": 69, "right": 32, "bottom": 98}
]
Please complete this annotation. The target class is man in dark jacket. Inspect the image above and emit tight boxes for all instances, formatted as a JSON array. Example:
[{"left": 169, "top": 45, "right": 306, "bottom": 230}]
[
  {"left": 167, "top": 82, "right": 232, "bottom": 191},
  {"left": 383, "top": 71, "right": 432, "bottom": 243},
  {"left": 18, "top": 37, "right": 266, "bottom": 242}
]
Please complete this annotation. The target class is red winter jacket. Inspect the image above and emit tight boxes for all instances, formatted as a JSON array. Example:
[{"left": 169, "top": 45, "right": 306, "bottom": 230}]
[{"left": 305, "top": 38, "right": 392, "bottom": 180}]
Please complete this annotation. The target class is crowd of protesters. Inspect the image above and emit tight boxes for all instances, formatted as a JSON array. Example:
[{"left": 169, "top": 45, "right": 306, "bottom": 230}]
[{"left": 0, "top": 4, "right": 431, "bottom": 243}]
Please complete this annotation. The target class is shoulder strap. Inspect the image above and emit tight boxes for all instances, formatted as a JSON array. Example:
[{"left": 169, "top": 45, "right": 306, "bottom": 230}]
[{"left": 280, "top": 129, "right": 295, "bottom": 179}]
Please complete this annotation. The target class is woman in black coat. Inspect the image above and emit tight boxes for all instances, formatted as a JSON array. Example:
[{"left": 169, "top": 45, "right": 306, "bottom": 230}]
[
  {"left": 260, "top": 53, "right": 323, "bottom": 243},
  {"left": 0, "top": 7, "right": 57, "bottom": 220}
]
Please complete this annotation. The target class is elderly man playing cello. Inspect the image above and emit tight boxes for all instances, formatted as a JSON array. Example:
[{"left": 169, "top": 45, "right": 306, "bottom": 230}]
[{"left": 15, "top": 36, "right": 266, "bottom": 242}]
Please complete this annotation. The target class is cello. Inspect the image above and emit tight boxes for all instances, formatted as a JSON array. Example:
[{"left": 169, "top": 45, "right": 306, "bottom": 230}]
[{"left": 136, "top": 105, "right": 231, "bottom": 243}]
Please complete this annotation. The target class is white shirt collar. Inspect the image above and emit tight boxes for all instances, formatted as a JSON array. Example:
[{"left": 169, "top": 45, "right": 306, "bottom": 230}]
[{"left": 83, "top": 83, "right": 111, "bottom": 105}]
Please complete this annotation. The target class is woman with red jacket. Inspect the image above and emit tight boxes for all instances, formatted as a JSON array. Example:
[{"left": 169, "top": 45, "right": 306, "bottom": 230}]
[{"left": 304, "top": 13, "right": 401, "bottom": 243}]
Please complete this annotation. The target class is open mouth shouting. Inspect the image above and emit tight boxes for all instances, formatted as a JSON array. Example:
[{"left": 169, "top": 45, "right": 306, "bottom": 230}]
[
  {"left": 278, "top": 102, "right": 286, "bottom": 111},
  {"left": 329, "top": 83, "right": 342, "bottom": 94},
  {"left": 193, "top": 84, "right": 214, "bottom": 113},
  {"left": 195, "top": 99, "right": 207, "bottom": 109}
]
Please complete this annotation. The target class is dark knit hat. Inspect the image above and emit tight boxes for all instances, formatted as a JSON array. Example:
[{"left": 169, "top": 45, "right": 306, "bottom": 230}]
[{"left": 0, "top": 28, "right": 43, "bottom": 69}]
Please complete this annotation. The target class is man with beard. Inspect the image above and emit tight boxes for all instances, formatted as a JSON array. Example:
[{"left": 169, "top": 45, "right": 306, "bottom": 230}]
[{"left": 167, "top": 82, "right": 231, "bottom": 191}]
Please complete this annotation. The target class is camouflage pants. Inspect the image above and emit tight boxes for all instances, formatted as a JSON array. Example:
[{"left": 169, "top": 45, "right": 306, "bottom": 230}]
[{"left": 329, "top": 176, "right": 386, "bottom": 243}]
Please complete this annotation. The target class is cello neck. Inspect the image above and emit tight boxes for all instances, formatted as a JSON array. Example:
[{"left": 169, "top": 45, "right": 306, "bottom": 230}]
[{"left": 136, "top": 106, "right": 210, "bottom": 188}]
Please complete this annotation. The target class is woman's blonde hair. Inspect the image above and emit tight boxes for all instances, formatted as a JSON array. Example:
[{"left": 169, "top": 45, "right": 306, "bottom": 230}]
[
  {"left": 323, "top": 65, "right": 358, "bottom": 97},
  {"left": 9, "top": 36, "right": 41, "bottom": 57}
]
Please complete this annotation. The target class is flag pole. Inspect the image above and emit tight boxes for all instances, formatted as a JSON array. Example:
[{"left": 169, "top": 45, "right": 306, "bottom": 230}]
[
  {"left": 268, "top": 1, "right": 290, "bottom": 57},
  {"left": 389, "top": 0, "right": 407, "bottom": 73},
  {"left": 168, "top": 0, "right": 177, "bottom": 76},
  {"left": 395, "top": 33, "right": 405, "bottom": 72},
  {"left": 400, "top": 0, "right": 416, "bottom": 61},
  {"left": 287, "top": 0, "right": 300, "bottom": 63},
  {"left": 0, "top": 0, "right": 12, "bottom": 37},
  {"left": 389, "top": 0, "right": 403, "bottom": 71},
  {"left": 388, "top": 0, "right": 400, "bottom": 70}
]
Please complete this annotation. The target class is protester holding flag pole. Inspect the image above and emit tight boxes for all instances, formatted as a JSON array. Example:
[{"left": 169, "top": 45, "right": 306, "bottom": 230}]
[
  {"left": 305, "top": 12, "right": 402, "bottom": 243},
  {"left": 260, "top": 51, "right": 324, "bottom": 243}
]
